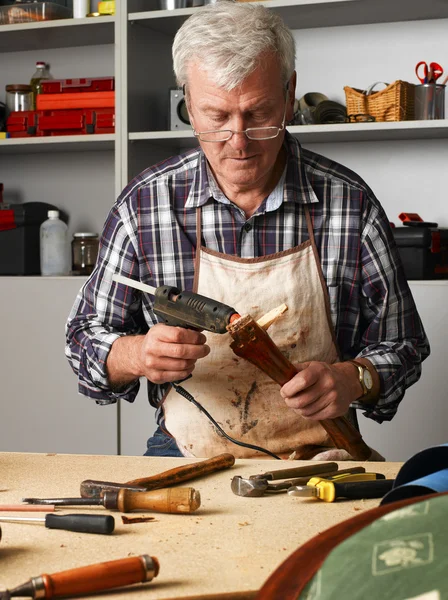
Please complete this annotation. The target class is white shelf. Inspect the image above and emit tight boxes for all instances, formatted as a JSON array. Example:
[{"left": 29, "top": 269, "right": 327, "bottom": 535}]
[
  {"left": 129, "top": 0, "right": 448, "bottom": 36},
  {"left": 0, "top": 15, "right": 115, "bottom": 52},
  {"left": 129, "top": 120, "right": 448, "bottom": 147},
  {"left": 0, "top": 134, "right": 116, "bottom": 155}
]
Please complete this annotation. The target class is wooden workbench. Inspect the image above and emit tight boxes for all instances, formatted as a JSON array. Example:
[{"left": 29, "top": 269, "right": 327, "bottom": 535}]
[{"left": 0, "top": 453, "right": 401, "bottom": 599}]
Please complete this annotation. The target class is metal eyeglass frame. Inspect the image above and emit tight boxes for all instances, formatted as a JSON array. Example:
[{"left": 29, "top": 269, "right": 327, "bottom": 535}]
[{"left": 191, "top": 93, "right": 289, "bottom": 143}]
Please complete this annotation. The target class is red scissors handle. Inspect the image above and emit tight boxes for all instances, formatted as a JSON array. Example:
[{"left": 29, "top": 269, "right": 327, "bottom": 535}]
[
  {"left": 428, "top": 62, "right": 443, "bottom": 83},
  {"left": 415, "top": 61, "right": 429, "bottom": 84},
  {"left": 415, "top": 61, "right": 444, "bottom": 84}
]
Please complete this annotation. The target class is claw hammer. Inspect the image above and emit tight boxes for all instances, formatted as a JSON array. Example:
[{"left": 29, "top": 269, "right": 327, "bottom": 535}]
[{"left": 80, "top": 453, "right": 235, "bottom": 499}]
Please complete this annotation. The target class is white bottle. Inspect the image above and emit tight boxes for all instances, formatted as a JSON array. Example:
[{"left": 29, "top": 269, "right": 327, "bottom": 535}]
[
  {"left": 40, "top": 210, "right": 70, "bottom": 276},
  {"left": 73, "top": 0, "right": 90, "bottom": 18}
]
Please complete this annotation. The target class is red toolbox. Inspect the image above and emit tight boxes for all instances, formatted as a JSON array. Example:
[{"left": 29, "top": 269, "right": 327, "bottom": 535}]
[
  {"left": 37, "top": 91, "right": 115, "bottom": 110},
  {"left": 41, "top": 77, "right": 115, "bottom": 94},
  {"left": 38, "top": 108, "right": 115, "bottom": 135},
  {"left": 6, "top": 108, "right": 115, "bottom": 136},
  {"left": 6, "top": 111, "right": 42, "bottom": 137}
]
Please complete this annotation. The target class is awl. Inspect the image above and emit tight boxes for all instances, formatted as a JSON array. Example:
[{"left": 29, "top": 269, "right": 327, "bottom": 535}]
[
  {"left": 288, "top": 474, "right": 394, "bottom": 502},
  {"left": 0, "top": 555, "right": 159, "bottom": 599},
  {"left": 81, "top": 452, "right": 235, "bottom": 499},
  {"left": 24, "top": 487, "right": 201, "bottom": 514}
]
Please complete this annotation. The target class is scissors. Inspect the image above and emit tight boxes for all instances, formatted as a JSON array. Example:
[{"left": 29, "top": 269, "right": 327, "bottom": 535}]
[{"left": 415, "top": 61, "right": 444, "bottom": 84}]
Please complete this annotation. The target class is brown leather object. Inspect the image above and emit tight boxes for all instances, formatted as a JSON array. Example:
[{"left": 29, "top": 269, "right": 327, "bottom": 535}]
[
  {"left": 228, "top": 315, "right": 372, "bottom": 460},
  {"left": 256, "top": 491, "right": 448, "bottom": 599}
]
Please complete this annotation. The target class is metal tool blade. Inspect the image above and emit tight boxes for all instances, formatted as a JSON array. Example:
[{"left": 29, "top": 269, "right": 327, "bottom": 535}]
[
  {"left": 22, "top": 497, "right": 102, "bottom": 506},
  {"left": 231, "top": 476, "right": 268, "bottom": 497},
  {"left": 287, "top": 486, "right": 317, "bottom": 498},
  {"left": 113, "top": 274, "right": 156, "bottom": 296}
]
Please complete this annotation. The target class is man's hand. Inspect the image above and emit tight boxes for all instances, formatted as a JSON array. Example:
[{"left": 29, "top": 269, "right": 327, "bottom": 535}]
[
  {"left": 280, "top": 361, "right": 362, "bottom": 420},
  {"left": 106, "top": 324, "right": 210, "bottom": 387},
  {"left": 138, "top": 324, "right": 210, "bottom": 384}
]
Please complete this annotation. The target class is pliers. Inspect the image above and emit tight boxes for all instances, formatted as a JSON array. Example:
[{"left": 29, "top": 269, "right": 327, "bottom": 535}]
[{"left": 288, "top": 472, "right": 394, "bottom": 502}]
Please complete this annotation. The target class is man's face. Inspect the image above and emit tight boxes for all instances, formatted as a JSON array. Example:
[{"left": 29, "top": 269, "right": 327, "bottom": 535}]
[{"left": 186, "top": 56, "right": 295, "bottom": 195}]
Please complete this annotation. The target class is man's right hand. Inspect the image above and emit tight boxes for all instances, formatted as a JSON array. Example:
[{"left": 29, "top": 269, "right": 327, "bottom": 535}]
[
  {"left": 106, "top": 324, "right": 210, "bottom": 388},
  {"left": 137, "top": 324, "right": 210, "bottom": 384}
]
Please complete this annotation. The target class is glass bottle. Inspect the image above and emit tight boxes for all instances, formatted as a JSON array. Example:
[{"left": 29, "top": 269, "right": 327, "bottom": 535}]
[{"left": 30, "top": 61, "right": 53, "bottom": 110}]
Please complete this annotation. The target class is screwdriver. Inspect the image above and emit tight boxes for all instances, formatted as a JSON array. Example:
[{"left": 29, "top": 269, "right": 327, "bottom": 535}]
[
  {"left": 288, "top": 473, "right": 394, "bottom": 502},
  {"left": 0, "top": 513, "right": 115, "bottom": 534},
  {"left": 0, "top": 555, "right": 159, "bottom": 600},
  {"left": 23, "top": 486, "right": 201, "bottom": 514}
]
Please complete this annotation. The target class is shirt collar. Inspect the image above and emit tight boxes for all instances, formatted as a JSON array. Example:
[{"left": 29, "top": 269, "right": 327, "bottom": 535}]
[{"left": 185, "top": 131, "right": 319, "bottom": 210}]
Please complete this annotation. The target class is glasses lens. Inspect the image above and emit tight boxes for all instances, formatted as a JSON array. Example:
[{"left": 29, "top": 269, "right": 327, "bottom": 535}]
[
  {"left": 246, "top": 127, "right": 280, "bottom": 140},
  {"left": 198, "top": 130, "right": 232, "bottom": 142}
]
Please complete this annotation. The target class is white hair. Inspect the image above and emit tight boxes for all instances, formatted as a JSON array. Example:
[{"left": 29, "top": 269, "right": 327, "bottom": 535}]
[{"left": 172, "top": 1, "right": 296, "bottom": 91}]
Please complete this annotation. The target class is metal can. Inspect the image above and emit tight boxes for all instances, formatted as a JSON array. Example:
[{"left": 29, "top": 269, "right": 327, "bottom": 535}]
[
  {"left": 5, "top": 84, "right": 33, "bottom": 113},
  {"left": 71, "top": 233, "right": 99, "bottom": 275}
]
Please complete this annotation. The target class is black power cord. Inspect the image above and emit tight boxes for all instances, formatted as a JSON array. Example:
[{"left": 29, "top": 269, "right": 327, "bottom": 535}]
[{"left": 170, "top": 382, "right": 281, "bottom": 460}]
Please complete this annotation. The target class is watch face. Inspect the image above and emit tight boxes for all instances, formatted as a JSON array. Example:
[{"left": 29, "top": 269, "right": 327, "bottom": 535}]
[{"left": 363, "top": 369, "right": 373, "bottom": 390}]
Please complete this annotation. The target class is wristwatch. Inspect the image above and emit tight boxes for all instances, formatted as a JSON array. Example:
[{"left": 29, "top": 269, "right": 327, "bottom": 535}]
[{"left": 348, "top": 360, "right": 374, "bottom": 399}]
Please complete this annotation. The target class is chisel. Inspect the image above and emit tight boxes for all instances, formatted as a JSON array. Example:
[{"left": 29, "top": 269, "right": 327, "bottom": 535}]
[
  {"left": 0, "top": 555, "right": 159, "bottom": 600},
  {"left": 0, "top": 513, "right": 115, "bottom": 534},
  {"left": 23, "top": 486, "right": 201, "bottom": 514},
  {"left": 288, "top": 474, "right": 394, "bottom": 502}
]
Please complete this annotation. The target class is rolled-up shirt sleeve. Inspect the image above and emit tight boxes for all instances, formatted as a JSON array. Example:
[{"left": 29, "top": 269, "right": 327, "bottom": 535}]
[
  {"left": 351, "top": 196, "right": 430, "bottom": 422},
  {"left": 65, "top": 199, "right": 151, "bottom": 405}
]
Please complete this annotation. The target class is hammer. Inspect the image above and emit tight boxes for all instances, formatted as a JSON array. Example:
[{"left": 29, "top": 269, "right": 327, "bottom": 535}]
[{"left": 80, "top": 453, "right": 235, "bottom": 499}]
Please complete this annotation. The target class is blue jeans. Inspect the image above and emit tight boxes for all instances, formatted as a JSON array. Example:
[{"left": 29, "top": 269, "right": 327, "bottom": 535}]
[{"left": 143, "top": 427, "right": 183, "bottom": 457}]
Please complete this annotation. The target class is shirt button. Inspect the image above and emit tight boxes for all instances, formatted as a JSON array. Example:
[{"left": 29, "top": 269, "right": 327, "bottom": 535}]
[{"left": 244, "top": 223, "right": 252, "bottom": 232}]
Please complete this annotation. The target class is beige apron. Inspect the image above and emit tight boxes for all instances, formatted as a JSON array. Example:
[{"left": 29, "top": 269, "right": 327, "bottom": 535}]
[{"left": 163, "top": 206, "right": 339, "bottom": 458}]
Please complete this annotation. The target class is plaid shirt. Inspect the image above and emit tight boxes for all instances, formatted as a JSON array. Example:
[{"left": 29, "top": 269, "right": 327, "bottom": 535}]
[{"left": 65, "top": 132, "right": 430, "bottom": 423}]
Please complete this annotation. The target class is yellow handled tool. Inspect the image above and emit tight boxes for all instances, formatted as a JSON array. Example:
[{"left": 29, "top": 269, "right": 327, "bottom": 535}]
[{"left": 287, "top": 472, "right": 394, "bottom": 502}]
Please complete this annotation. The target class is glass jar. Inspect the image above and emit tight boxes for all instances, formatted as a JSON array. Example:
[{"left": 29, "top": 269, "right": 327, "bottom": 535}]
[
  {"left": 5, "top": 84, "right": 33, "bottom": 114},
  {"left": 71, "top": 233, "right": 99, "bottom": 275}
]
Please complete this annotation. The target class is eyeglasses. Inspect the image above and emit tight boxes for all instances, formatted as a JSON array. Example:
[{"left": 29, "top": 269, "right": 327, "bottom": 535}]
[{"left": 192, "top": 96, "right": 288, "bottom": 143}]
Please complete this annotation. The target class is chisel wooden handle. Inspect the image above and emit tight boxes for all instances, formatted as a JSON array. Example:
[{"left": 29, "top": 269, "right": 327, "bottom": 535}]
[
  {"left": 228, "top": 316, "right": 372, "bottom": 461},
  {"left": 81, "top": 453, "right": 235, "bottom": 499},
  {"left": 103, "top": 487, "right": 201, "bottom": 514},
  {"left": 13, "top": 556, "right": 159, "bottom": 598}
]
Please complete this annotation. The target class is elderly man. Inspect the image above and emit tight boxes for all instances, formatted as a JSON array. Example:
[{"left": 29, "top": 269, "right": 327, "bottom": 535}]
[{"left": 66, "top": 1, "right": 429, "bottom": 460}]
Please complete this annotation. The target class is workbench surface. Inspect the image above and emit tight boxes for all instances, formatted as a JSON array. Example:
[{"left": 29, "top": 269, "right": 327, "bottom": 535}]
[{"left": 0, "top": 453, "right": 401, "bottom": 599}]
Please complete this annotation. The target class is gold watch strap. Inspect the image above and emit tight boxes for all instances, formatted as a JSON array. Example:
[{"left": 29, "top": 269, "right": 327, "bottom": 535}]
[{"left": 347, "top": 360, "right": 368, "bottom": 396}]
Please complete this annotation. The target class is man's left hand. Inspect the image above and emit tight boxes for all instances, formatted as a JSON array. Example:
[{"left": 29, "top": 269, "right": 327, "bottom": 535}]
[{"left": 280, "top": 361, "right": 361, "bottom": 420}]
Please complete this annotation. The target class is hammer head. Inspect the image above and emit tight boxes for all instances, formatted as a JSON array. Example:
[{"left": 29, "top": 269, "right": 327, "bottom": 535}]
[{"left": 231, "top": 476, "right": 268, "bottom": 497}]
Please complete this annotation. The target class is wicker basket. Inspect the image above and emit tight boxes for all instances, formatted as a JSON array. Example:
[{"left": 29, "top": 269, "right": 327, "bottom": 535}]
[{"left": 344, "top": 80, "right": 415, "bottom": 122}]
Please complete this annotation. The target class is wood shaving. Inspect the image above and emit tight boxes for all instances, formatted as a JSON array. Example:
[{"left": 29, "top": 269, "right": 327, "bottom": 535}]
[
  {"left": 238, "top": 521, "right": 250, "bottom": 526},
  {"left": 121, "top": 516, "right": 158, "bottom": 524}
]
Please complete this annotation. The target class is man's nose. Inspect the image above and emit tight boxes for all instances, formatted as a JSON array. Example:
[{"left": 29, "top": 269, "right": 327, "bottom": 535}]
[{"left": 228, "top": 129, "right": 250, "bottom": 150}]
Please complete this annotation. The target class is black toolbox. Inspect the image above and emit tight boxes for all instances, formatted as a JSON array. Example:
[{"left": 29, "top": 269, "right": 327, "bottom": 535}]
[
  {"left": 393, "top": 225, "right": 448, "bottom": 280},
  {"left": 0, "top": 201, "right": 59, "bottom": 275}
]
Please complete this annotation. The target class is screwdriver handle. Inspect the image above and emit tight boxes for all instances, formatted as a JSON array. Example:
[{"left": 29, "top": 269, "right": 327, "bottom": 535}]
[
  {"left": 332, "top": 479, "right": 395, "bottom": 500},
  {"left": 104, "top": 487, "right": 201, "bottom": 514},
  {"left": 36, "top": 555, "right": 159, "bottom": 598},
  {"left": 44, "top": 514, "right": 115, "bottom": 535}
]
